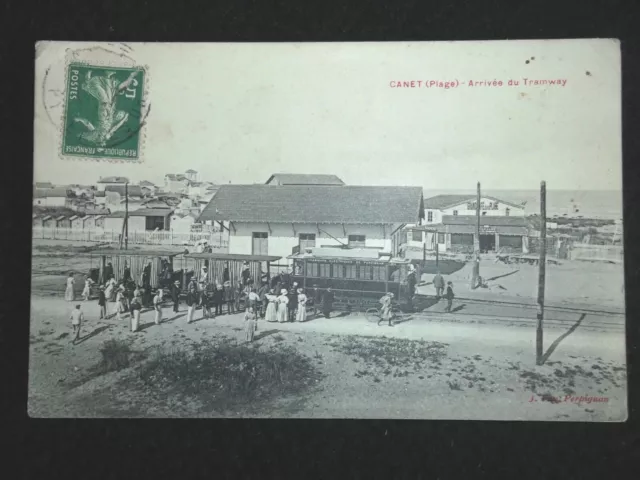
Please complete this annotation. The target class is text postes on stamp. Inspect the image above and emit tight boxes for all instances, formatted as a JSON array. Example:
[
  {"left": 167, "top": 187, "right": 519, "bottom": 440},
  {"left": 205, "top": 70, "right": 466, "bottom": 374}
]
[{"left": 62, "top": 63, "right": 146, "bottom": 160}]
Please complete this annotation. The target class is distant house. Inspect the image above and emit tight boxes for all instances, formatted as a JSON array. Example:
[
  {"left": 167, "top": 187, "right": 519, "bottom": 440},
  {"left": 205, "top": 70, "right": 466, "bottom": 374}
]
[
  {"left": 164, "top": 173, "right": 189, "bottom": 193},
  {"left": 142, "top": 198, "right": 172, "bottom": 209},
  {"left": 103, "top": 208, "right": 174, "bottom": 232},
  {"left": 35, "top": 182, "right": 53, "bottom": 189},
  {"left": 170, "top": 212, "right": 199, "bottom": 233},
  {"left": 94, "top": 190, "right": 106, "bottom": 205},
  {"left": 94, "top": 215, "right": 105, "bottom": 228},
  {"left": 265, "top": 173, "right": 345, "bottom": 186},
  {"left": 42, "top": 215, "right": 55, "bottom": 228},
  {"left": 423, "top": 194, "right": 526, "bottom": 224},
  {"left": 187, "top": 181, "right": 205, "bottom": 198},
  {"left": 97, "top": 176, "right": 129, "bottom": 192},
  {"left": 105, "top": 184, "right": 143, "bottom": 198},
  {"left": 139, "top": 180, "right": 157, "bottom": 195},
  {"left": 185, "top": 169, "right": 199, "bottom": 182},
  {"left": 33, "top": 187, "right": 69, "bottom": 207},
  {"left": 32, "top": 215, "right": 43, "bottom": 227}
]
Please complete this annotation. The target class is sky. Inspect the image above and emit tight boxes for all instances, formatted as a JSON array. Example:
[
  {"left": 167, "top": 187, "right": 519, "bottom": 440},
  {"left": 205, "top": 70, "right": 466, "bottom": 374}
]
[{"left": 34, "top": 39, "right": 622, "bottom": 191}]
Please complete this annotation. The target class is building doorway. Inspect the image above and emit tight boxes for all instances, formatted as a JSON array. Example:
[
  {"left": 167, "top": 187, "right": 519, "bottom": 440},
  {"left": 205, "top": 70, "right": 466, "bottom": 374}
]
[
  {"left": 252, "top": 232, "right": 269, "bottom": 255},
  {"left": 479, "top": 234, "right": 496, "bottom": 253}
]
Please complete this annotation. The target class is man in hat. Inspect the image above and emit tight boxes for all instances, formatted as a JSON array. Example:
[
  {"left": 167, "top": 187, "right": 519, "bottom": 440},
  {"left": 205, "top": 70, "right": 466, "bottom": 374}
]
[
  {"left": 171, "top": 280, "right": 181, "bottom": 313},
  {"left": 322, "top": 286, "right": 335, "bottom": 319},
  {"left": 257, "top": 281, "right": 269, "bottom": 318},
  {"left": 287, "top": 282, "right": 298, "bottom": 322},
  {"left": 311, "top": 284, "right": 322, "bottom": 318},
  {"left": 433, "top": 270, "right": 445, "bottom": 300},
  {"left": 241, "top": 261, "right": 251, "bottom": 286},
  {"left": 97, "top": 285, "right": 107, "bottom": 319}
]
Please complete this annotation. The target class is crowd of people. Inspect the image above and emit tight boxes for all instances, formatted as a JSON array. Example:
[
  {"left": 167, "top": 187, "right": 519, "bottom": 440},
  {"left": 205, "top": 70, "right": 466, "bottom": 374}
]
[{"left": 64, "top": 261, "right": 339, "bottom": 343}]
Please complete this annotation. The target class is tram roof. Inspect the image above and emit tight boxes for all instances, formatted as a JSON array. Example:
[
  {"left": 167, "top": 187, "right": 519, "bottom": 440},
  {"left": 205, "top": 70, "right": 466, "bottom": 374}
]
[
  {"left": 91, "top": 249, "right": 184, "bottom": 257},
  {"left": 288, "top": 247, "right": 410, "bottom": 263},
  {"left": 183, "top": 253, "right": 282, "bottom": 262}
]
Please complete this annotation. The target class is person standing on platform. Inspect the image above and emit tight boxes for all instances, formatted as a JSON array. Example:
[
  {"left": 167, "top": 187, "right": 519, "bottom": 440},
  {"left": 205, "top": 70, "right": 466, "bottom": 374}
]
[
  {"left": 223, "top": 280, "right": 236, "bottom": 315},
  {"left": 186, "top": 285, "right": 197, "bottom": 323},
  {"left": 288, "top": 284, "right": 298, "bottom": 322},
  {"left": 105, "top": 275, "right": 117, "bottom": 302},
  {"left": 265, "top": 288, "right": 278, "bottom": 322},
  {"left": 276, "top": 289, "right": 289, "bottom": 323},
  {"left": 296, "top": 288, "right": 308, "bottom": 322},
  {"left": 171, "top": 280, "right": 181, "bottom": 313},
  {"left": 312, "top": 284, "right": 323, "bottom": 318},
  {"left": 82, "top": 275, "right": 93, "bottom": 301},
  {"left": 433, "top": 271, "right": 445, "bottom": 300},
  {"left": 65, "top": 273, "right": 76, "bottom": 302},
  {"left": 322, "top": 286, "right": 335, "bottom": 319},
  {"left": 213, "top": 283, "right": 224, "bottom": 316},
  {"left": 98, "top": 286, "right": 107, "bottom": 319},
  {"left": 130, "top": 295, "right": 142, "bottom": 332},
  {"left": 445, "top": 281, "right": 455, "bottom": 313},
  {"left": 153, "top": 289, "right": 163, "bottom": 325},
  {"left": 115, "top": 286, "right": 127, "bottom": 322},
  {"left": 258, "top": 281, "right": 269, "bottom": 318}
]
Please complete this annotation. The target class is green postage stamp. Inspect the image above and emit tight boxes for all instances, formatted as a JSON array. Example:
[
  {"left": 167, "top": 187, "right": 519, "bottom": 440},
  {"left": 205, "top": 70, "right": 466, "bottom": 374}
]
[{"left": 62, "top": 63, "right": 147, "bottom": 160}]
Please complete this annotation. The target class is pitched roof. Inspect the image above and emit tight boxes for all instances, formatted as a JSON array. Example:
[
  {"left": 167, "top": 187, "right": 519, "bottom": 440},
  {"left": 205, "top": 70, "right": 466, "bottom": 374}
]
[
  {"left": 35, "top": 182, "right": 53, "bottom": 188},
  {"left": 97, "top": 176, "right": 129, "bottom": 184},
  {"left": 424, "top": 194, "right": 525, "bottom": 210},
  {"left": 185, "top": 169, "right": 198, "bottom": 173},
  {"left": 139, "top": 180, "right": 156, "bottom": 186},
  {"left": 165, "top": 174, "right": 188, "bottom": 181},
  {"left": 83, "top": 208, "right": 111, "bottom": 216},
  {"left": 441, "top": 215, "right": 527, "bottom": 227},
  {"left": 199, "top": 185, "right": 424, "bottom": 224},
  {"left": 33, "top": 187, "right": 70, "bottom": 198},
  {"left": 265, "top": 174, "right": 345, "bottom": 186},
  {"left": 105, "top": 185, "right": 143, "bottom": 197},
  {"left": 107, "top": 208, "right": 174, "bottom": 218},
  {"left": 94, "top": 191, "right": 106, "bottom": 197}
]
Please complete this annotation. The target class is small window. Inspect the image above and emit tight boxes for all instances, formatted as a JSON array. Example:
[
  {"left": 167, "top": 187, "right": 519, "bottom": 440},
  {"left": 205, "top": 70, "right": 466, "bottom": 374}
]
[
  {"left": 438, "top": 233, "right": 445, "bottom": 244},
  {"left": 348, "top": 235, "right": 366, "bottom": 247},
  {"left": 505, "top": 208, "right": 510, "bottom": 216},
  {"left": 453, "top": 210, "right": 458, "bottom": 216},
  {"left": 412, "top": 230, "right": 422, "bottom": 242},
  {"left": 427, "top": 211, "right": 433, "bottom": 222},
  {"left": 345, "top": 264, "right": 357, "bottom": 279},
  {"left": 319, "top": 263, "right": 331, "bottom": 278},
  {"left": 482, "top": 211, "right": 487, "bottom": 216},
  {"left": 299, "top": 233, "right": 316, "bottom": 249}
]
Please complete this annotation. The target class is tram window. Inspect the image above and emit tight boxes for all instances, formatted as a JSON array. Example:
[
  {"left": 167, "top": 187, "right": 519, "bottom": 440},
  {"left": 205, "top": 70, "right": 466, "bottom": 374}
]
[
  {"left": 360, "top": 265, "right": 372, "bottom": 280},
  {"left": 319, "top": 263, "right": 331, "bottom": 278},
  {"left": 345, "top": 264, "right": 357, "bottom": 279},
  {"left": 307, "top": 263, "right": 319, "bottom": 277},
  {"left": 372, "top": 265, "right": 386, "bottom": 281},
  {"left": 334, "top": 265, "right": 345, "bottom": 278}
]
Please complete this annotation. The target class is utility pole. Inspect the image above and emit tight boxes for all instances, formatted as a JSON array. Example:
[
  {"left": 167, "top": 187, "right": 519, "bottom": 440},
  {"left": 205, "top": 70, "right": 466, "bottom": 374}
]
[
  {"left": 536, "top": 181, "right": 547, "bottom": 365},
  {"left": 435, "top": 229, "right": 439, "bottom": 268},
  {"left": 471, "top": 182, "right": 481, "bottom": 289},
  {"left": 124, "top": 182, "right": 129, "bottom": 250}
]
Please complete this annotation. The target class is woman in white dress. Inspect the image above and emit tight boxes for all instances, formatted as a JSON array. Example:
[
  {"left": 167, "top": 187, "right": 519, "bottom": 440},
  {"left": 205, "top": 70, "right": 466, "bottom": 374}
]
[
  {"left": 265, "top": 289, "right": 278, "bottom": 322},
  {"left": 82, "top": 275, "right": 93, "bottom": 301},
  {"left": 105, "top": 276, "right": 117, "bottom": 302},
  {"left": 64, "top": 273, "right": 75, "bottom": 302},
  {"left": 296, "top": 288, "right": 308, "bottom": 322},
  {"left": 276, "top": 289, "right": 289, "bottom": 323},
  {"left": 115, "top": 287, "right": 127, "bottom": 322}
]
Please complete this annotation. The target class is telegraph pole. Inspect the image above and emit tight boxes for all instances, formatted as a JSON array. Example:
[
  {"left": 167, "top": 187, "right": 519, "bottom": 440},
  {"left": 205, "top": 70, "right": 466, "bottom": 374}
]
[
  {"left": 536, "top": 181, "right": 547, "bottom": 365},
  {"left": 471, "top": 182, "right": 481, "bottom": 289},
  {"left": 435, "top": 228, "right": 439, "bottom": 268},
  {"left": 124, "top": 182, "right": 129, "bottom": 250}
]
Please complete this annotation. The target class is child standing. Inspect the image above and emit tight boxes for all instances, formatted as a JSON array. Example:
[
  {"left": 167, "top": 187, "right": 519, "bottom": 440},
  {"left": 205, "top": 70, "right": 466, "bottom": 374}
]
[
  {"left": 201, "top": 287, "right": 212, "bottom": 319},
  {"left": 445, "top": 281, "right": 455, "bottom": 313},
  {"left": 153, "top": 289, "right": 163, "bottom": 325},
  {"left": 98, "top": 286, "right": 107, "bottom": 319},
  {"left": 70, "top": 304, "right": 84, "bottom": 343},
  {"left": 82, "top": 275, "right": 93, "bottom": 301},
  {"left": 244, "top": 307, "right": 257, "bottom": 342}
]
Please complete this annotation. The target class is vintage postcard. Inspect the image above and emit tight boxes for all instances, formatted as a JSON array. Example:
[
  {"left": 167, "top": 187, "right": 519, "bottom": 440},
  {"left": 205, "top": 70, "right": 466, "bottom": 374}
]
[{"left": 31, "top": 40, "right": 626, "bottom": 420}]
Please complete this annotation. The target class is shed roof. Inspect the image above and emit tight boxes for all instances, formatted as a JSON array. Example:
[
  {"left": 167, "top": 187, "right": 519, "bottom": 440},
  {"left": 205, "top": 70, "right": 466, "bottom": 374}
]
[
  {"left": 105, "top": 185, "right": 144, "bottom": 197},
  {"left": 107, "top": 208, "right": 174, "bottom": 218},
  {"left": 266, "top": 173, "right": 345, "bottom": 186},
  {"left": 97, "top": 176, "right": 129, "bottom": 183},
  {"left": 442, "top": 215, "right": 527, "bottom": 227},
  {"left": 184, "top": 253, "right": 282, "bottom": 262},
  {"left": 423, "top": 194, "right": 525, "bottom": 210},
  {"left": 199, "top": 185, "right": 424, "bottom": 224},
  {"left": 91, "top": 249, "right": 183, "bottom": 257},
  {"left": 33, "top": 187, "right": 70, "bottom": 198}
]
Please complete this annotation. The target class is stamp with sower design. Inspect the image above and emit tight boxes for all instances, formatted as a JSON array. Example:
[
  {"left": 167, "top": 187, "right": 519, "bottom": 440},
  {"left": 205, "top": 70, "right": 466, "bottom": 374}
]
[{"left": 62, "top": 63, "right": 147, "bottom": 160}]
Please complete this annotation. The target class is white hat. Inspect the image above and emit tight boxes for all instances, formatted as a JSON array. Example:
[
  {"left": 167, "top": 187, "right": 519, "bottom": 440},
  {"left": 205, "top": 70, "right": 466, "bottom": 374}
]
[{"left": 281, "top": 289, "right": 288, "bottom": 295}]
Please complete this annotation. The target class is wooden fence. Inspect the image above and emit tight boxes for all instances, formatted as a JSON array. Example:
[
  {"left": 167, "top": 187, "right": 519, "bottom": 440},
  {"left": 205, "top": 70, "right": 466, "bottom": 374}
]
[{"left": 32, "top": 226, "right": 229, "bottom": 248}]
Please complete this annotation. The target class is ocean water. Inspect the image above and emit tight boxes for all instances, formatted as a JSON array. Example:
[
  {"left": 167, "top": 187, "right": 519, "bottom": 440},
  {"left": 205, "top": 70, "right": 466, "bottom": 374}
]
[{"left": 424, "top": 189, "right": 623, "bottom": 221}]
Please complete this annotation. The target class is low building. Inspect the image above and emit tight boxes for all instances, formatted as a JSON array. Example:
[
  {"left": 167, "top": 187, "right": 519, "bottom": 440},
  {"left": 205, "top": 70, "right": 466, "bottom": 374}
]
[
  {"left": 409, "top": 215, "right": 529, "bottom": 254},
  {"left": 33, "top": 187, "right": 69, "bottom": 207},
  {"left": 94, "top": 190, "right": 106, "bottom": 205},
  {"left": 32, "top": 215, "right": 43, "bottom": 227},
  {"left": 69, "top": 215, "right": 84, "bottom": 229},
  {"left": 56, "top": 215, "right": 71, "bottom": 228},
  {"left": 164, "top": 173, "right": 190, "bottom": 193},
  {"left": 42, "top": 215, "right": 55, "bottom": 227},
  {"left": 97, "top": 176, "right": 129, "bottom": 192},
  {"left": 265, "top": 173, "right": 345, "bottom": 186},
  {"left": 198, "top": 184, "right": 424, "bottom": 260},
  {"left": 103, "top": 208, "right": 174, "bottom": 232},
  {"left": 423, "top": 194, "right": 526, "bottom": 224}
]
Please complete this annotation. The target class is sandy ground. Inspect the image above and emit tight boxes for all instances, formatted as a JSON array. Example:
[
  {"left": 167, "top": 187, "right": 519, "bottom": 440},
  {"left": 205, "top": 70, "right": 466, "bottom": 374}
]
[{"left": 28, "top": 294, "right": 627, "bottom": 421}]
